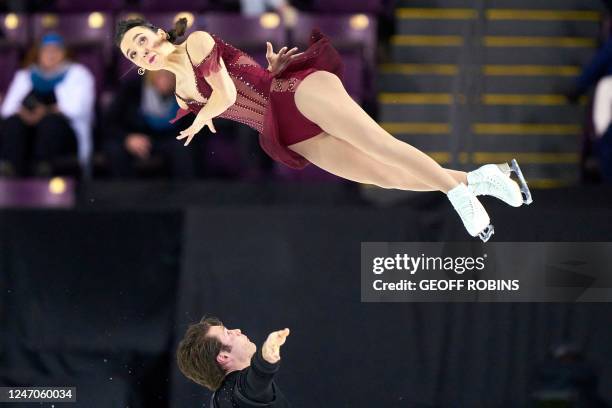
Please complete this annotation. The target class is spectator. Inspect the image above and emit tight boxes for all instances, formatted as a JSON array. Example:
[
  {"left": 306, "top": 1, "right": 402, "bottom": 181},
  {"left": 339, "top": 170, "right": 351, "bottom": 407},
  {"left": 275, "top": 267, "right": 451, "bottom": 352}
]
[
  {"left": 568, "top": 40, "right": 612, "bottom": 101},
  {"left": 0, "top": 33, "right": 94, "bottom": 177},
  {"left": 592, "top": 75, "right": 612, "bottom": 182},
  {"left": 103, "top": 70, "right": 198, "bottom": 179},
  {"left": 567, "top": 1, "right": 612, "bottom": 100}
]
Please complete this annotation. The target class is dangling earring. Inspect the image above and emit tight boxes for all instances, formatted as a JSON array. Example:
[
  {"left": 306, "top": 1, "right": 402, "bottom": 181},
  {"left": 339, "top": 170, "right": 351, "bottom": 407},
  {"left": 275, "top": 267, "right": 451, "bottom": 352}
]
[{"left": 138, "top": 67, "right": 146, "bottom": 76}]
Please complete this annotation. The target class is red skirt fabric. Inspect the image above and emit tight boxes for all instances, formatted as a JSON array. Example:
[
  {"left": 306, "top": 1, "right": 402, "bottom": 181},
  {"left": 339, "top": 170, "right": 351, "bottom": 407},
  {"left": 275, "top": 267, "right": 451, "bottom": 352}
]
[{"left": 259, "top": 29, "right": 345, "bottom": 169}]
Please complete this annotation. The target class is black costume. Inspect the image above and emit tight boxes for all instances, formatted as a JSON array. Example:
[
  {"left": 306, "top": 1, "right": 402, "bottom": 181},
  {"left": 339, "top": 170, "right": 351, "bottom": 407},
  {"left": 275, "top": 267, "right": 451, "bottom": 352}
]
[{"left": 212, "top": 349, "right": 290, "bottom": 408}]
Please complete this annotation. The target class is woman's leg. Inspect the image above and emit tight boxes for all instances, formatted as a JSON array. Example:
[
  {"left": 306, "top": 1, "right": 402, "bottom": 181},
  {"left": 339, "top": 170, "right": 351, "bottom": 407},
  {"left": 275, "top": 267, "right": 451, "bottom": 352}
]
[
  {"left": 446, "top": 169, "right": 468, "bottom": 185},
  {"left": 294, "top": 71, "right": 461, "bottom": 193},
  {"left": 289, "top": 131, "right": 463, "bottom": 191},
  {"left": 291, "top": 131, "right": 493, "bottom": 240}
]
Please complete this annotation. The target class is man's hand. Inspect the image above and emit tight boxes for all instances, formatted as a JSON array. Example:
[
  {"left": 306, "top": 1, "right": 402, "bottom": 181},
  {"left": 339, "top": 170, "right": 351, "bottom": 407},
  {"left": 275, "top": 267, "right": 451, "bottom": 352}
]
[
  {"left": 125, "top": 133, "right": 152, "bottom": 159},
  {"left": 261, "top": 328, "right": 290, "bottom": 364},
  {"left": 176, "top": 118, "right": 216, "bottom": 147},
  {"left": 266, "top": 43, "right": 303, "bottom": 76}
]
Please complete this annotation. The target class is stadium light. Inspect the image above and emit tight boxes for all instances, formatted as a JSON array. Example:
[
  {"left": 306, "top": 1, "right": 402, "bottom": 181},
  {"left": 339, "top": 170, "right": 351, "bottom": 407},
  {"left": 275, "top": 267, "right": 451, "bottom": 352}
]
[
  {"left": 260, "top": 12, "right": 280, "bottom": 29},
  {"left": 4, "top": 13, "right": 19, "bottom": 30}
]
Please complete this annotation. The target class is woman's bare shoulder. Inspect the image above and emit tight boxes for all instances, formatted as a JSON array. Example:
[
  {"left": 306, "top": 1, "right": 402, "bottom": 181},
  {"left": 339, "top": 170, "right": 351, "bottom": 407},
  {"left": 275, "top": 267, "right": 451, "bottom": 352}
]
[{"left": 185, "top": 31, "right": 215, "bottom": 64}]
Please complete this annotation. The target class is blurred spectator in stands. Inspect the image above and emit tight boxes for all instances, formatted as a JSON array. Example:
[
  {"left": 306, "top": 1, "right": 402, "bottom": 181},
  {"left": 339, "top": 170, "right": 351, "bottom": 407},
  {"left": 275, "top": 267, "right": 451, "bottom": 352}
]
[
  {"left": 592, "top": 75, "right": 612, "bottom": 182},
  {"left": 567, "top": 1, "right": 612, "bottom": 100},
  {"left": 103, "top": 70, "right": 198, "bottom": 179},
  {"left": 240, "top": 0, "right": 299, "bottom": 27},
  {"left": 567, "top": 42, "right": 612, "bottom": 102},
  {"left": 0, "top": 33, "right": 94, "bottom": 177},
  {"left": 565, "top": 4, "right": 612, "bottom": 182},
  {"left": 531, "top": 343, "right": 610, "bottom": 408}
]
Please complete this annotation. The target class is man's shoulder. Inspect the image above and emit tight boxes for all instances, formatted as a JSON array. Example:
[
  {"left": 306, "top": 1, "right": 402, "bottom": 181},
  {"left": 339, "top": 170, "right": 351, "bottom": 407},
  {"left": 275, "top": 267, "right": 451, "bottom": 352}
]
[{"left": 211, "top": 372, "right": 239, "bottom": 407}]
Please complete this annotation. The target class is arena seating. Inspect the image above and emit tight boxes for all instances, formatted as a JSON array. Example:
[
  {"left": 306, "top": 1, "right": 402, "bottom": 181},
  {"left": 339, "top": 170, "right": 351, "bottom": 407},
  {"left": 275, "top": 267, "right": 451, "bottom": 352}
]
[
  {"left": 293, "top": 13, "right": 377, "bottom": 103},
  {"left": 204, "top": 12, "right": 286, "bottom": 66},
  {"left": 312, "top": 0, "right": 385, "bottom": 14},
  {"left": 139, "top": 0, "right": 211, "bottom": 12},
  {"left": 0, "top": 11, "right": 376, "bottom": 100},
  {"left": 54, "top": 0, "right": 125, "bottom": 12},
  {"left": 0, "top": 178, "right": 75, "bottom": 208},
  {"left": 0, "top": 13, "right": 29, "bottom": 93},
  {"left": 379, "top": 0, "right": 604, "bottom": 187}
]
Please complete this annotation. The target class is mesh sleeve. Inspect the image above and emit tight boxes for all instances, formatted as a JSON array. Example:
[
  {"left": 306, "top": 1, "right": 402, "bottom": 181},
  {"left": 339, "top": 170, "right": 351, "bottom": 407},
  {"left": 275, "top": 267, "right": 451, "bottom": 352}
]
[{"left": 195, "top": 42, "right": 222, "bottom": 78}]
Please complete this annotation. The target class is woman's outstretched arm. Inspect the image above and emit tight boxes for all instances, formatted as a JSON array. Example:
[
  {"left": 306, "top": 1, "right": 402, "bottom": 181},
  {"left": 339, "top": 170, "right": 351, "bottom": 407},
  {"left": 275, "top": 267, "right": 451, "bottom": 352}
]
[{"left": 177, "top": 31, "right": 237, "bottom": 145}]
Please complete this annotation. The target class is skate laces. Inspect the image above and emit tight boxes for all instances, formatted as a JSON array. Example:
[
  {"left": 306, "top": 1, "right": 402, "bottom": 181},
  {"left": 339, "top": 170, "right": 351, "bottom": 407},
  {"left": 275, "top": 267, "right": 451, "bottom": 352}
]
[
  {"left": 449, "top": 185, "right": 475, "bottom": 218},
  {"left": 476, "top": 173, "right": 505, "bottom": 195},
  {"left": 471, "top": 166, "right": 508, "bottom": 197},
  {"left": 456, "top": 192, "right": 475, "bottom": 218}
]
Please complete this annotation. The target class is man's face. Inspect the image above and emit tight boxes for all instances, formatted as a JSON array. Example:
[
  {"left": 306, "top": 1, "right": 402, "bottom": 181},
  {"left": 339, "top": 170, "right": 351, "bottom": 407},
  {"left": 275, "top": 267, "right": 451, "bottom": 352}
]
[
  {"left": 208, "top": 325, "right": 257, "bottom": 367},
  {"left": 39, "top": 44, "right": 65, "bottom": 71}
]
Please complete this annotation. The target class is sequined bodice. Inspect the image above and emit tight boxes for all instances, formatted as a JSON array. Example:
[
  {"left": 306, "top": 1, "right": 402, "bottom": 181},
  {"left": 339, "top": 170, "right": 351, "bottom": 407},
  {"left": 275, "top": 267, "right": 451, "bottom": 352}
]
[
  {"left": 173, "top": 28, "right": 342, "bottom": 170},
  {"left": 177, "top": 35, "right": 272, "bottom": 133}
]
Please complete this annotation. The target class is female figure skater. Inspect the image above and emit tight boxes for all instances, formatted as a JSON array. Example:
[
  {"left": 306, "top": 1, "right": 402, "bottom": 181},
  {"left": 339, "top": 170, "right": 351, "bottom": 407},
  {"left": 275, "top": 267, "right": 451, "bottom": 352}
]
[{"left": 116, "top": 18, "right": 532, "bottom": 241}]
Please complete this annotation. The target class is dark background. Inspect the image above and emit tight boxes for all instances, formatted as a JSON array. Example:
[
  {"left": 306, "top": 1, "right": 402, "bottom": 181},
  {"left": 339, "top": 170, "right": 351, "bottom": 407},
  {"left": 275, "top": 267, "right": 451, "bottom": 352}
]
[{"left": 1, "top": 184, "right": 612, "bottom": 407}]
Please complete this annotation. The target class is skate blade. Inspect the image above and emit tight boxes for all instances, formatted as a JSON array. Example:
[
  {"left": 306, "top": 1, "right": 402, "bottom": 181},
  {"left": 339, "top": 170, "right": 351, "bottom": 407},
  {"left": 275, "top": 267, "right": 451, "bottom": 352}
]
[
  {"left": 510, "top": 159, "right": 533, "bottom": 205},
  {"left": 478, "top": 224, "right": 495, "bottom": 242}
]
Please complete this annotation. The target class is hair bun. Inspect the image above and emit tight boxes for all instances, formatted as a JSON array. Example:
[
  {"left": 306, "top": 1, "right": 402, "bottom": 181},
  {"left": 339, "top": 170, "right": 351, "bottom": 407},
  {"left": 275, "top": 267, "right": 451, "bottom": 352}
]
[{"left": 167, "top": 17, "right": 188, "bottom": 43}]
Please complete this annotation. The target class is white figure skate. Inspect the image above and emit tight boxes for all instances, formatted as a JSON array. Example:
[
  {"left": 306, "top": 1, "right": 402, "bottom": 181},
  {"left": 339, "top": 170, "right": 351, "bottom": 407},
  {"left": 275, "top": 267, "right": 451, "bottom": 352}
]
[
  {"left": 467, "top": 159, "right": 533, "bottom": 207},
  {"left": 447, "top": 183, "right": 495, "bottom": 242}
]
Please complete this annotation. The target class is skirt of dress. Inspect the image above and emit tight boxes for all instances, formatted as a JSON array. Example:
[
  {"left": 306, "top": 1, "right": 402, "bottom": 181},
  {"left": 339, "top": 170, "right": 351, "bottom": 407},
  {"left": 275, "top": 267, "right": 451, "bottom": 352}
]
[{"left": 259, "top": 29, "right": 345, "bottom": 169}]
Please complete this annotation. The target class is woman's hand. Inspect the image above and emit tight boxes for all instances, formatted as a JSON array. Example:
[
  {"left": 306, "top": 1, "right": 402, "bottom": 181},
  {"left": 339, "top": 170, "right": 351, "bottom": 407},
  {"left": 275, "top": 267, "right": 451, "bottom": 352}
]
[
  {"left": 266, "top": 43, "right": 303, "bottom": 76},
  {"left": 176, "top": 117, "right": 216, "bottom": 146}
]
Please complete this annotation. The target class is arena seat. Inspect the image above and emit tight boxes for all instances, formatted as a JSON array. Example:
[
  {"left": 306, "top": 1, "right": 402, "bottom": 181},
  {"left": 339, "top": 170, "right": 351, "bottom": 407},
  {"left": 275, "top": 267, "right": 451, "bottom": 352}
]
[
  {"left": 203, "top": 12, "right": 286, "bottom": 67},
  {"left": 312, "top": 0, "right": 384, "bottom": 14},
  {"left": 0, "top": 14, "right": 29, "bottom": 96},
  {"left": 292, "top": 13, "right": 378, "bottom": 102},
  {"left": 1, "top": 13, "right": 29, "bottom": 46},
  {"left": 139, "top": 0, "right": 211, "bottom": 12},
  {"left": 0, "top": 178, "right": 75, "bottom": 208},
  {"left": 0, "top": 46, "right": 20, "bottom": 96},
  {"left": 54, "top": 0, "right": 125, "bottom": 12}
]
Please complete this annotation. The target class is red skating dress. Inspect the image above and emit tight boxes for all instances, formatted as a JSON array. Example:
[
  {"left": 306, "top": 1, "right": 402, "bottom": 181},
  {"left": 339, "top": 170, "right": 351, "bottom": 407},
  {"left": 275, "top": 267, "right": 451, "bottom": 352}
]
[{"left": 172, "top": 29, "right": 344, "bottom": 169}]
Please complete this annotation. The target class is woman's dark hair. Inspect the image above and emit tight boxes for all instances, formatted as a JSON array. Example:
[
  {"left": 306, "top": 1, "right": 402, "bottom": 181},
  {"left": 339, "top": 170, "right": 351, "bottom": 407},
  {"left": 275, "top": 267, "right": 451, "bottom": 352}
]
[{"left": 115, "top": 17, "right": 188, "bottom": 46}]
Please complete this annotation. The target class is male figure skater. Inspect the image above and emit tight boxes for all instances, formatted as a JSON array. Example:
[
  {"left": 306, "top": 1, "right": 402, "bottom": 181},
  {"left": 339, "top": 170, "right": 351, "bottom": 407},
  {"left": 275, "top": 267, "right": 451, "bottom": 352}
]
[{"left": 177, "top": 317, "right": 290, "bottom": 407}]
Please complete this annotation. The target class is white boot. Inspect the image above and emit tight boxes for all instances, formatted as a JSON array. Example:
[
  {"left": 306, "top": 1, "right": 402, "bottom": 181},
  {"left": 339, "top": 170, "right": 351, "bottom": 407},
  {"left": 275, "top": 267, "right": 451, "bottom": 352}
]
[
  {"left": 467, "top": 159, "right": 533, "bottom": 207},
  {"left": 447, "top": 183, "right": 495, "bottom": 242}
]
